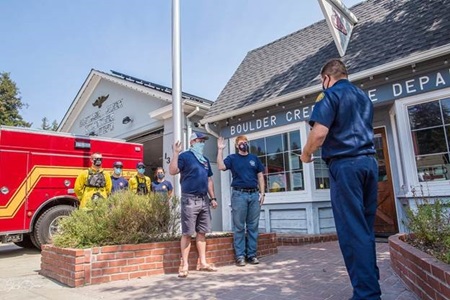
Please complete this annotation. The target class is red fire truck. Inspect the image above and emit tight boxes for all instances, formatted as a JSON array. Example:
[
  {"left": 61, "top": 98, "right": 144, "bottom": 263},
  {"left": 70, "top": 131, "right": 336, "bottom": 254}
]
[{"left": 0, "top": 126, "right": 143, "bottom": 249}]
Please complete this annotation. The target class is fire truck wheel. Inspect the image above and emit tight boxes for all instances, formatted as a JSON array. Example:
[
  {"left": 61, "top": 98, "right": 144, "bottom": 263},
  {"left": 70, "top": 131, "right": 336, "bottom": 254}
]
[
  {"left": 33, "top": 205, "right": 75, "bottom": 250},
  {"left": 13, "top": 234, "right": 36, "bottom": 249}
]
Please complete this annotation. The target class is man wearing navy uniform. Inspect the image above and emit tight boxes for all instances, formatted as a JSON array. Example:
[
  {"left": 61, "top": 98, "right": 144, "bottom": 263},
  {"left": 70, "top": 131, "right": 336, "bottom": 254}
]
[{"left": 301, "top": 59, "right": 381, "bottom": 300}]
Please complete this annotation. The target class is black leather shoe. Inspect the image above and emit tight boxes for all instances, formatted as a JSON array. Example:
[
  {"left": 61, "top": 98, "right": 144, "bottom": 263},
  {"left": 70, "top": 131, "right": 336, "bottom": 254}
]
[
  {"left": 247, "top": 257, "right": 259, "bottom": 264},
  {"left": 236, "top": 257, "right": 246, "bottom": 267}
]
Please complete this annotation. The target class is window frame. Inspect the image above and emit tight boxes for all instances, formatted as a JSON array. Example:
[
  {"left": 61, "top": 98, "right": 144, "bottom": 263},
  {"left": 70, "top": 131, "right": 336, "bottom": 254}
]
[{"left": 394, "top": 86, "right": 450, "bottom": 196}]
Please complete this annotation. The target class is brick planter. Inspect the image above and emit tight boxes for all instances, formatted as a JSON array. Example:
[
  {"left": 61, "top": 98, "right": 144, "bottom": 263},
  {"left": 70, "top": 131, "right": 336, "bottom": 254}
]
[
  {"left": 388, "top": 233, "right": 450, "bottom": 300},
  {"left": 40, "top": 233, "right": 277, "bottom": 287},
  {"left": 277, "top": 233, "right": 338, "bottom": 246}
]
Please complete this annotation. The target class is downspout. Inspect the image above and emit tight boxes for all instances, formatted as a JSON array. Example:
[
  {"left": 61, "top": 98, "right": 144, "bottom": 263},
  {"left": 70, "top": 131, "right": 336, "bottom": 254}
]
[
  {"left": 185, "top": 106, "right": 199, "bottom": 150},
  {"left": 204, "top": 122, "right": 219, "bottom": 138}
]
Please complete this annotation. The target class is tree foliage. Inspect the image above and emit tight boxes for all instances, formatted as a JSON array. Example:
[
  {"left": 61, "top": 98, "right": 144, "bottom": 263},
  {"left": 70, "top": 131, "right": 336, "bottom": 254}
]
[
  {"left": 0, "top": 72, "right": 31, "bottom": 127},
  {"left": 41, "top": 117, "right": 59, "bottom": 131}
]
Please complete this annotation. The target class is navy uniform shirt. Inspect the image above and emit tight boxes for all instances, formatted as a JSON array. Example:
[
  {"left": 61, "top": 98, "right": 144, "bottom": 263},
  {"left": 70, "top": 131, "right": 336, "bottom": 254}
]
[
  {"left": 178, "top": 151, "right": 213, "bottom": 195},
  {"left": 223, "top": 153, "right": 264, "bottom": 188},
  {"left": 309, "top": 79, "right": 375, "bottom": 162}
]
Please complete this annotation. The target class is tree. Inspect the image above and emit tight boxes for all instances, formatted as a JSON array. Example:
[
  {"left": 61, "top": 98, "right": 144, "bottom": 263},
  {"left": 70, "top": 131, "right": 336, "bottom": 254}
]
[
  {"left": 0, "top": 72, "right": 31, "bottom": 127},
  {"left": 41, "top": 117, "right": 50, "bottom": 130},
  {"left": 41, "top": 117, "right": 59, "bottom": 131}
]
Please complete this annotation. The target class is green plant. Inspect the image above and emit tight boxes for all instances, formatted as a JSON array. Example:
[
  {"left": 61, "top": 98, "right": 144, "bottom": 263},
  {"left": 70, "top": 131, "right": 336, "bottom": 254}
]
[
  {"left": 404, "top": 192, "right": 450, "bottom": 264},
  {"left": 53, "top": 191, "right": 181, "bottom": 248}
]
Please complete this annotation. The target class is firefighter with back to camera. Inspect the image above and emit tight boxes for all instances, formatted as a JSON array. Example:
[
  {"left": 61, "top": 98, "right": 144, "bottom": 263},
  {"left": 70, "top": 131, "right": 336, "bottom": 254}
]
[{"left": 74, "top": 152, "right": 112, "bottom": 208}]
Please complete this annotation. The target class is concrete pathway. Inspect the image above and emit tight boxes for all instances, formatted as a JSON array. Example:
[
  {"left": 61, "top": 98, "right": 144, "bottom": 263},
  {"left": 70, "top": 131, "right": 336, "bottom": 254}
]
[{"left": 0, "top": 241, "right": 417, "bottom": 300}]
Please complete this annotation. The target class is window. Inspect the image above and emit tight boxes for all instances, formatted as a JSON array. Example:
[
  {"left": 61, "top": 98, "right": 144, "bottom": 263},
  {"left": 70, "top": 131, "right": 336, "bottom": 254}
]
[
  {"left": 408, "top": 98, "right": 450, "bottom": 182},
  {"left": 250, "top": 130, "right": 304, "bottom": 192},
  {"left": 313, "top": 148, "right": 330, "bottom": 189}
]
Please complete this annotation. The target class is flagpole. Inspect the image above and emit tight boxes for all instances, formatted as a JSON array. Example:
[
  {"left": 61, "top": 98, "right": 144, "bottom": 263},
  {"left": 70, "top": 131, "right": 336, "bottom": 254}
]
[{"left": 172, "top": 0, "right": 182, "bottom": 198}]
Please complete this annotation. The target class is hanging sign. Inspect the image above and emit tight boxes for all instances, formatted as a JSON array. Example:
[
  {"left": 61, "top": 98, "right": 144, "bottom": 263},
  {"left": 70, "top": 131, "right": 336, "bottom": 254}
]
[{"left": 318, "top": 0, "right": 358, "bottom": 57}]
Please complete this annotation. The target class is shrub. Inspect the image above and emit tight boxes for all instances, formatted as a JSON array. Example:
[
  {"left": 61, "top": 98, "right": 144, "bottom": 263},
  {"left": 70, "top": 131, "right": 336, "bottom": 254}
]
[
  {"left": 405, "top": 196, "right": 450, "bottom": 264},
  {"left": 53, "top": 191, "right": 181, "bottom": 248}
]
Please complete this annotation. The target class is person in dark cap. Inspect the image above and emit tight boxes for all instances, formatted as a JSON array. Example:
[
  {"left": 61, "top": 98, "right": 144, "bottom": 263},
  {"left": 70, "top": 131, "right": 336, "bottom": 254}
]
[
  {"left": 129, "top": 162, "right": 151, "bottom": 195},
  {"left": 110, "top": 161, "right": 128, "bottom": 193},
  {"left": 169, "top": 131, "right": 218, "bottom": 278}
]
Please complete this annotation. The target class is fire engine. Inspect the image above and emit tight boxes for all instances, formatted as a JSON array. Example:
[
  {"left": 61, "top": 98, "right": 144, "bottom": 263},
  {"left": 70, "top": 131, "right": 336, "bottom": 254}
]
[{"left": 0, "top": 126, "right": 143, "bottom": 249}]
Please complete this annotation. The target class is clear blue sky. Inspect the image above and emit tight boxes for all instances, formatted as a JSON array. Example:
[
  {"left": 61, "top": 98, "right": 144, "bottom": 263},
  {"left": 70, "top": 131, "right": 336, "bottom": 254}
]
[{"left": 0, "top": 0, "right": 361, "bottom": 128}]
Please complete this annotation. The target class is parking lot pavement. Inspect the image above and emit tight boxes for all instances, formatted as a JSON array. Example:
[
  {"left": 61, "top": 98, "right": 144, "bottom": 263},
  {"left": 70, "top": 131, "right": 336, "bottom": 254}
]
[{"left": 0, "top": 241, "right": 417, "bottom": 300}]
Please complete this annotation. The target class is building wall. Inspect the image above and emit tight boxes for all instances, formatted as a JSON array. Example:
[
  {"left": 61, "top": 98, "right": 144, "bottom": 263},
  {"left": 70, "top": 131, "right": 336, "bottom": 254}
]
[{"left": 71, "top": 80, "right": 167, "bottom": 138}]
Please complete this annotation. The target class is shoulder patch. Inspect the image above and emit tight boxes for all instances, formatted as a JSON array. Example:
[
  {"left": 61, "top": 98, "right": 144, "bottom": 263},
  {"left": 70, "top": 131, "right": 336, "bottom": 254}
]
[{"left": 315, "top": 92, "right": 325, "bottom": 102}]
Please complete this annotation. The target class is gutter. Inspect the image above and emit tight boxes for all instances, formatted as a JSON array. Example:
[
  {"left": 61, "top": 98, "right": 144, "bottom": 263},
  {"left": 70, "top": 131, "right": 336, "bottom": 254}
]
[{"left": 200, "top": 44, "right": 450, "bottom": 124}]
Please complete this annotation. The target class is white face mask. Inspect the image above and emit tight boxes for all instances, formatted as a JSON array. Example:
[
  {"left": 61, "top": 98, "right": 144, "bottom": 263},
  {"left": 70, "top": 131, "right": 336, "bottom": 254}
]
[{"left": 191, "top": 142, "right": 205, "bottom": 155}]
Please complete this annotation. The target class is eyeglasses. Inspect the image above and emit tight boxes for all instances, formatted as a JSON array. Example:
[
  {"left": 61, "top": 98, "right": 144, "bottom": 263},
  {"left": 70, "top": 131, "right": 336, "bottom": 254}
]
[
  {"left": 138, "top": 167, "right": 145, "bottom": 170},
  {"left": 114, "top": 166, "right": 123, "bottom": 169}
]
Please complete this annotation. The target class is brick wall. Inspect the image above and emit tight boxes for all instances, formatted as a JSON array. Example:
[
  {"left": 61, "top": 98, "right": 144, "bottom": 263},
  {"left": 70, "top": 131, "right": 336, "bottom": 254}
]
[
  {"left": 277, "top": 233, "right": 338, "bottom": 246},
  {"left": 389, "top": 234, "right": 450, "bottom": 300},
  {"left": 40, "top": 233, "right": 277, "bottom": 287}
]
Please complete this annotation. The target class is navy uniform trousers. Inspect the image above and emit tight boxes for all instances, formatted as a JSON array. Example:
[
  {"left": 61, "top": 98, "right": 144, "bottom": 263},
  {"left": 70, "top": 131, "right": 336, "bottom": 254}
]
[{"left": 328, "top": 155, "right": 382, "bottom": 300}]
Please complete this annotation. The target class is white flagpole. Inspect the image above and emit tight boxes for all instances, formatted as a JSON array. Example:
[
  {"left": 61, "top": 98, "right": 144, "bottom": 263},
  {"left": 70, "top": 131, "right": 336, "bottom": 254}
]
[{"left": 172, "top": 0, "right": 182, "bottom": 198}]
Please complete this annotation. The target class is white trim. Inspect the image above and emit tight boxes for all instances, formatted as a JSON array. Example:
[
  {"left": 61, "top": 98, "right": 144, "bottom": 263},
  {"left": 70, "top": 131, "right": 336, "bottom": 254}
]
[
  {"left": 389, "top": 106, "right": 406, "bottom": 194},
  {"left": 201, "top": 44, "right": 450, "bottom": 124}
]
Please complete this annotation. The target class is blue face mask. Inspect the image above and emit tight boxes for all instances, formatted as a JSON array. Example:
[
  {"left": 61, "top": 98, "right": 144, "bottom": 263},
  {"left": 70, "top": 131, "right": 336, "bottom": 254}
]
[
  {"left": 191, "top": 142, "right": 205, "bottom": 155},
  {"left": 114, "top": 167, "right": 122, "bottom": 175},
  {"left": 137, "top": 168, "right": 145, "bottom": 175}
]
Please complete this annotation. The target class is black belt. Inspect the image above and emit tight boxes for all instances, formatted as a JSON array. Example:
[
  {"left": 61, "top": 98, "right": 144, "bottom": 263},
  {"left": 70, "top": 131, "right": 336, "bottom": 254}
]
[{"left": 233, "top": 187, "right": 258, "bottom": 193}]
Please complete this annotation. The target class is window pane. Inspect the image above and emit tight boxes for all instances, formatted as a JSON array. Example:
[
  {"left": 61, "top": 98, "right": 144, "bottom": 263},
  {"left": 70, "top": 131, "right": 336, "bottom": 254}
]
[
  {"left": 313, "top": 148, "right": 330, "bottom": 189},
  {"left": 411, "top": 127, "right": 446, "bottom": 155},
  {"left": 266, "top": 135, "right": 283, "bottom": 154},
  {"left": 441, "top": 98, "right": 450, "bottom": 124},
  {"left": 289, "top": 131, "right": 301, "bottom": 154},
  {"left": 408, "top": 102, "right": 442, "bottom": 130},
  {"left": 290, "top": 171, "right": 304, "bottom": 190},
  {"left": 286, "top": 152, "right": 301, "bottom": 171},
  {"left": 417, "top": 154, "right": 450, "bottom": 181},
  {"left": 250, "top": 138, "right": 265, "bottom": 156},
  {"left": 267, "top": 153, "right": 284, "bottom": 173},
  {"left": 268, "top": 173, "right": 286, "bottom": 192}
]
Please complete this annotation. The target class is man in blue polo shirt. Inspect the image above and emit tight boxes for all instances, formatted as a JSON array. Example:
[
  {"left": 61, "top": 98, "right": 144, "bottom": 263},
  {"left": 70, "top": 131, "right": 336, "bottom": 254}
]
[
  {"left": 169, "top": 132, "right": 218, "bottom": 278},
  {"left": 217, "top": 135, "right": 265, "bottom": 266},
  {"left": 300, "top": 59, "right": 381, "bottom": 300}
]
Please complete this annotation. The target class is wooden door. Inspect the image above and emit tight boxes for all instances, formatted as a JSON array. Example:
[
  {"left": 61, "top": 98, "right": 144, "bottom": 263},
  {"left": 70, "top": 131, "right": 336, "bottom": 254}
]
[{"left": 373, "top": 128, "right": 398, "bottom": 236}]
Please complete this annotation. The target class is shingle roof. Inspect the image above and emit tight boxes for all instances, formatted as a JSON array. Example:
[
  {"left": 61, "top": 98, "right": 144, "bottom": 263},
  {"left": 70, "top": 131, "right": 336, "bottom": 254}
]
[{"left": 205, "top": 0, "right": 450, "bottom": 119}]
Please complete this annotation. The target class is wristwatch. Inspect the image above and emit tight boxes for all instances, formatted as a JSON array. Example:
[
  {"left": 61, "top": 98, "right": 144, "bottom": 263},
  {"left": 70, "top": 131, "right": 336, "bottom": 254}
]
[{"left": 210, "top": 198, "right": 217, "bottom": 201}]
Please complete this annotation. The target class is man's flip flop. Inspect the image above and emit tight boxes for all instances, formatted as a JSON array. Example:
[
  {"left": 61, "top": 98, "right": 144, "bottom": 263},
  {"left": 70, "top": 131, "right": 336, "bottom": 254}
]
[
  {"left": 197, "top": 265, "right": 217, "bottom": 272},
  {"left": 178, "top": 268, "right": 189, "bottom": 278}
]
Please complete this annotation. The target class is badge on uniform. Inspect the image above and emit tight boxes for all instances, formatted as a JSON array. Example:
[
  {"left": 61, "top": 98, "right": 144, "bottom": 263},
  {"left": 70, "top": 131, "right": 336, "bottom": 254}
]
[{"left": 315, "top": 92, "right": 325, "bottom": 102}]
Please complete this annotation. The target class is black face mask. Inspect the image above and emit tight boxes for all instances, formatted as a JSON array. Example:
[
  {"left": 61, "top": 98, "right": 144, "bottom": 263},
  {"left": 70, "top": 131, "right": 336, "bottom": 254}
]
[
  {"left": 93, "top": 158, "right": 102, "bottom": 166},
  {"left": 238, "top": 143, "right": 249, "bottom": 153}
]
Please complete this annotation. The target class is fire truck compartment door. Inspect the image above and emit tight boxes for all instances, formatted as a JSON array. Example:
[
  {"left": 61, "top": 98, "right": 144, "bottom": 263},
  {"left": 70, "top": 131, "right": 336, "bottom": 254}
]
[{"left": 0, "top": 150, "right": 29, "bottom": 231}]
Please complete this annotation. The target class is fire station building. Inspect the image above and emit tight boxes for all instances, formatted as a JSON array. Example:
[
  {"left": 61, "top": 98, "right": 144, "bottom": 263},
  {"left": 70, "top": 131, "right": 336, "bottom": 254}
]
[
  {"left": 202, "top": 0, "right": 450, "bottom": 236},
  {"left": 59, "top": 0, "right": 450, "bottom": 236}
]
